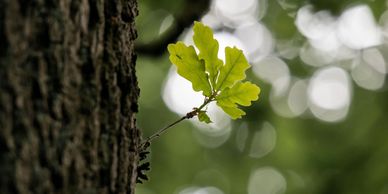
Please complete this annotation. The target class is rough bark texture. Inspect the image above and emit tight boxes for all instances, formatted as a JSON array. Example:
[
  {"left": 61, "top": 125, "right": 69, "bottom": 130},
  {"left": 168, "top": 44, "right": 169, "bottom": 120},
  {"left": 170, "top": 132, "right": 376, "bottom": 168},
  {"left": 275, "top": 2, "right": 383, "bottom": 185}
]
[{"left": 0, "top": 0, "right": 140, "bottom": 194}]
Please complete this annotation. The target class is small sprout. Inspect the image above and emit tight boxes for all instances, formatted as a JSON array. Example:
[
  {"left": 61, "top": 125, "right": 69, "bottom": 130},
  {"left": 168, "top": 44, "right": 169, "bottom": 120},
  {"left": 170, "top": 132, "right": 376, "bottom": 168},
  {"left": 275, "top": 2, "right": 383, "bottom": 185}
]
[{"left": 167, "top": 21, "right": 261, "bottom": 120}]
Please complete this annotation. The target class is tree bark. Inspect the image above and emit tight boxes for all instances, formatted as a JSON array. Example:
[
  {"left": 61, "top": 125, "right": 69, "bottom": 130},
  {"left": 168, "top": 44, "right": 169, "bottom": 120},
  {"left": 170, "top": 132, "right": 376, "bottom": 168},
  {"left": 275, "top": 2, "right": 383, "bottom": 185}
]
[{"left": 0, "top": 0, "right": 140, "bottom": 194}]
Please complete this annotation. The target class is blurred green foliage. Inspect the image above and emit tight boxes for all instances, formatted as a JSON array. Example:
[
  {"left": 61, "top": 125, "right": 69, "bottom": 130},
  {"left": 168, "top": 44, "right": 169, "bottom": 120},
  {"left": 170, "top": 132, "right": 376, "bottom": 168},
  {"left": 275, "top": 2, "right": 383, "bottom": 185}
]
[{"left": 135, "top": 0, "right": 388, "bottom": 194}]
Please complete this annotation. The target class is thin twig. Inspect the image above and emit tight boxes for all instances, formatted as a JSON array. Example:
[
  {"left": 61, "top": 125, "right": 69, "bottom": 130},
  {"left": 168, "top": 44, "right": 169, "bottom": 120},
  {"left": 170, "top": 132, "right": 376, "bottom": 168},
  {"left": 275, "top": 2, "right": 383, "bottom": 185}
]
[
  {"left": 139, "top": 95, "right": 216, "bottom": 151},
  {"left": 144, "top": 116, "right": 187, "bottom": 144},
  {"left": 139, "top": 110, "right": 196, "bottom": 150}
]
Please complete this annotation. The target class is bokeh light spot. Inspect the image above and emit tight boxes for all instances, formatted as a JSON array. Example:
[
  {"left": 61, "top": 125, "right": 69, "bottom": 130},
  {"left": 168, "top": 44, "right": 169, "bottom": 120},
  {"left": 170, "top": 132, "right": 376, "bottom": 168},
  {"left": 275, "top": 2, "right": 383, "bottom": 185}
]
[
  {"left": 337, "top": 5, "right": 382, "bottom": 49},
  {"left": 351, "top": 56, "right": 386, "bottom": 90},
  {"left": 253, "top": 56, "right": 291, "bottom": 96},
  {"left": 249, "top": 122, "right": 277, "bottom": 158},
  {"left": 159, "top": 14, "right": 174, "bottom": 35},
  {"left": 362, "top": 48, "right": 387, "bottom": 74},
  {"left": 235, "top": 22, "right": 274, "bottom": 62},
  {"left": 287, "top": 80, "right": 308, "bottom": 116},
  {"left": 178, "top": 186, "right": 224, "bottom": 194},
  {"left": 214, "top": 0, "right": 258, "bottom": 27},
  {"left": 235, "top": 123, "right": 249, "bottom": 152},
  {"left": 296, "top": 5, "right": 341, "bottom": 52},
  {"left": 248, "top": 167, "right": 287, "bottom": 194},
  {"left": 308, "top": 67, "right": 351, "bottom": 122}
]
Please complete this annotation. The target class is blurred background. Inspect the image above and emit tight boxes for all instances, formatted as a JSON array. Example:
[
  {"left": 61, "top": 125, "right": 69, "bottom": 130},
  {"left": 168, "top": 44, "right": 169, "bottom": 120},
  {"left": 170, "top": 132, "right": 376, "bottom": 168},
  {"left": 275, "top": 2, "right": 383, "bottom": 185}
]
[{"left": 135, "top": 0, "right": 388, "bottom": 193}]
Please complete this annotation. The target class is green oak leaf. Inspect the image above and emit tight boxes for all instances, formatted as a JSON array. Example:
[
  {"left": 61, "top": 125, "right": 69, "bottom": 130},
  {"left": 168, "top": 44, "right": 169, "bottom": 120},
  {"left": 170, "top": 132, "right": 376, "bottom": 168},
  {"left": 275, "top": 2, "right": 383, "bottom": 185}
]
[
  {"left": 198, "top": 111, "right": 212, "bottom": 123},
  {"left": 193, "top": 21, "right": 223, "bottom": 88},
  {"left": 216, "top": 82, "right": 260, "bottom": 119},
  {"left": 215, "top": 46, "right": 250, "bottom": 91},
  {"left": 168, "top": 42, "right": 212, "bottom": 96}
]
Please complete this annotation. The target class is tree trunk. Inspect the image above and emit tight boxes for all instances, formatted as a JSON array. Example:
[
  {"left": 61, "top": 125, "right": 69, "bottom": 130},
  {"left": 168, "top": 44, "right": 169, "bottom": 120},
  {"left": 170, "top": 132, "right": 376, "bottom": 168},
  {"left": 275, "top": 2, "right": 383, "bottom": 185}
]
[{"left": 0, "top": 0, "right": 140, "bottom": 194}]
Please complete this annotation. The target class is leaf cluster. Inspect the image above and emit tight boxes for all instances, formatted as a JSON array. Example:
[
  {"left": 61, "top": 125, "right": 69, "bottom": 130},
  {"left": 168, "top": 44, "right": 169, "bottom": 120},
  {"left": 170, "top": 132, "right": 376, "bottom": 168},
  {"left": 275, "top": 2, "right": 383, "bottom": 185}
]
[{"left": 167, "top": 22, "right": 260, "bottom": 122}]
